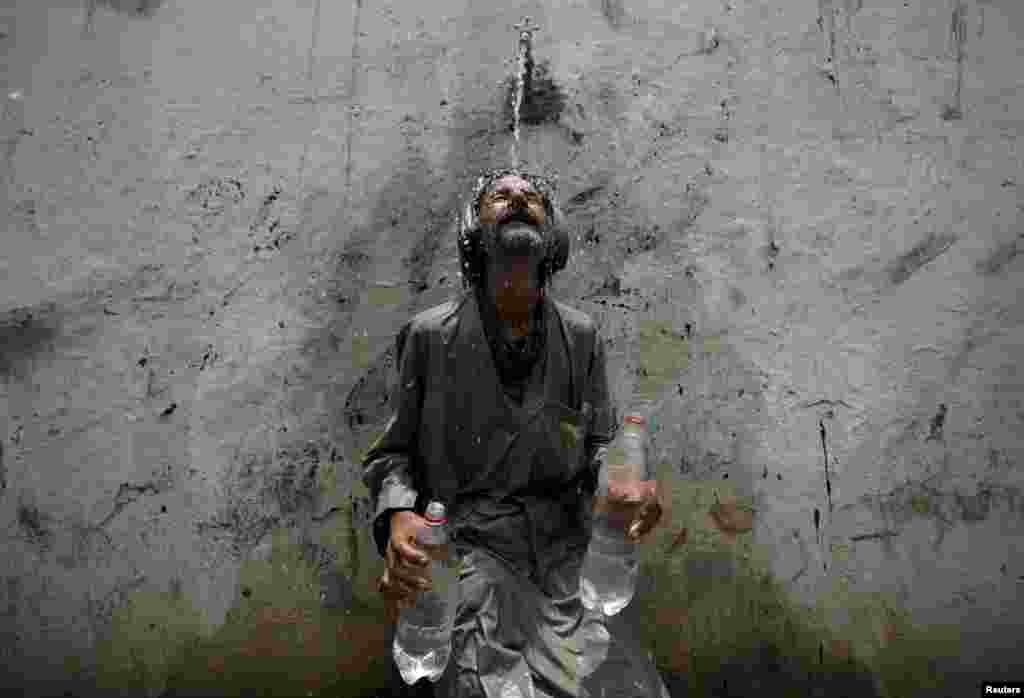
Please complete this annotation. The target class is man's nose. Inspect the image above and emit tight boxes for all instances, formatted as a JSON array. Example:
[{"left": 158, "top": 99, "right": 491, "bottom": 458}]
[{"left": 508, "top": 191, "right": 530, "bottom": 209}]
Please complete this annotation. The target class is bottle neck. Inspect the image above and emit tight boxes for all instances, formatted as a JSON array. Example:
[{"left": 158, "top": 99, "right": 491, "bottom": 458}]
[
  {"left": 623, "top": 398, "right": 653, "bottom": 432},
  {"left": 418, "top": 523, "right": 448, "bottom": 548}
]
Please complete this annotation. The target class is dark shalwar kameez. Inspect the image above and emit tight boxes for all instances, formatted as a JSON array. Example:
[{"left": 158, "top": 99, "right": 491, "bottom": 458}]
[{"left": 362, "top": 289, "right": 672, "bottom": 698}]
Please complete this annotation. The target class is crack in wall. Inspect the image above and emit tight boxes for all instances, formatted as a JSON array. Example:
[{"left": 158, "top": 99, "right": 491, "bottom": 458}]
[
  {"left": 849, "top": 530, "right": 899, "bottom": 542},
  {"left": 56, "top": 475, "right": 177, "bottom": 567},
  {"left": 820, "top": 419, "right": 833, "bottom": 513},
  {"left": 98, "top": 480, "right": 165, "bottom": 529}
]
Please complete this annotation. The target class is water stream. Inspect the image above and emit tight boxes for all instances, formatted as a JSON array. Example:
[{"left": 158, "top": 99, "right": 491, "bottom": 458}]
[{"left": 509, "top": 17, "right": 538, "bottom": 168}]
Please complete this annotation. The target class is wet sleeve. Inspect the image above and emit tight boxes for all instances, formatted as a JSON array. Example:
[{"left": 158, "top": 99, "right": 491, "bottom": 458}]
[
  {"left": 582, "top": 326, "right": 619, "bottom": 494},
  {"left": 361, "top": 322, "right": 422, "bottom": 558}
]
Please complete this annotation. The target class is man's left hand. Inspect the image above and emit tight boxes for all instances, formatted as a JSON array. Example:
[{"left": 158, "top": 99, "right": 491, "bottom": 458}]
[{"left": 607, "top": 480, "right": 664, "bottom": 542}]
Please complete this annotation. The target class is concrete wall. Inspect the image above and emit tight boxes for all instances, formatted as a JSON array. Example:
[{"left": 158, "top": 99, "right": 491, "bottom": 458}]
[{"left": 1, "top": 0, "right": 1021, "bottom": 695}]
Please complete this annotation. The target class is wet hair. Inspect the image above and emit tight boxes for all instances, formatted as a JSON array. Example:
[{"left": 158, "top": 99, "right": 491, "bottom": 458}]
[{"left": 457, "top": 167, "right": 569, "bottom": 289}]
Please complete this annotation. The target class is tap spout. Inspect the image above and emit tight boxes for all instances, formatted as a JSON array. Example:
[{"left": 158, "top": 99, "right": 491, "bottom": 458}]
[
  {"left": 513, "top": 16, "right": 539, "bottom": 100},
  {"left": 514, "top": 16, "right": 539, "bottom": 59}
]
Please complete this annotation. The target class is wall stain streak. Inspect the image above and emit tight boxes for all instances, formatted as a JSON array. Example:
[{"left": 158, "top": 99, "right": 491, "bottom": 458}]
[
  {"left": 974, "top": 238, "right": 1021, "bottom": 276},
  {"left": 11, "top": 493, "right": 55, "bottom": 550},
  {"left": 926, "top": 404, "right": 947, "bottom": 442},
  {"left": 860, "top": 475, "right": 1022, "bottom": 554},
  {"left": 884, "top": 232, "right": 958, "bottom": 286},
  {"left": 0, "top": 303, "right": 59, "bottom": 381}
]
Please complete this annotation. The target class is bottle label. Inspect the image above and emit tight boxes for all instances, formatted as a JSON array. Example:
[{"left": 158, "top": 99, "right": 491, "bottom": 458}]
[
  {"left": 605, "top": 445, "right": 645, "bottom": 483},
  {"left": 593, "top": 475, "right": 658, "bottom": 532}
]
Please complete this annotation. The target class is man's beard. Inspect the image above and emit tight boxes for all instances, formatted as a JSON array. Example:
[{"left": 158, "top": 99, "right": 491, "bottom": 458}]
[
  {"left": 478, "top": 213, "right": 552, "bottom": 266},
  {"left": 473, "top": 221, "right": 549, "bottom": 382},
  {"left": 482, "top": 219, "right": 548, "bottom": 309}
]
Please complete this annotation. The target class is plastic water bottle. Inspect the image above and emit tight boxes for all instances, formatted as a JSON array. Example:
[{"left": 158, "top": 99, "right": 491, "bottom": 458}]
[
  {"left": 393, "top": 500, "right": 460, "bottom": 685},
  {"left": 580, "top": 414, "right": 648, "bottom": 616}
]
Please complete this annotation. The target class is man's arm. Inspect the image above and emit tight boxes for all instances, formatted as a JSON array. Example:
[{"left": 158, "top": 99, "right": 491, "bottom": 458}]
[
  {"left": 361, "top": 322, "right": 422, "bottom": 558},
  {"left": 582, "top": 328, "right": 619, "bottom": 493}
]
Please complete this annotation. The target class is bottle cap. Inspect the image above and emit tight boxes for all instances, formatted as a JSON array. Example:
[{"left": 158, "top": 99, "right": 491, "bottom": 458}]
[{"left": 425, "top": 500, "right": 447, "bottom": 525}]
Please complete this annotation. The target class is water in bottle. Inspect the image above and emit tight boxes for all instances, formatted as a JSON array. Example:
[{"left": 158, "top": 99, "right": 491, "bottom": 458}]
[
  {"left": 575, "top": 610, "right": 612, "bottom": 679},
  {"left": 580, "top": 414, "right": 647, "bottom": 616},
  {"left": 393, "top": 500, "right": 460, "bottom": 685}
]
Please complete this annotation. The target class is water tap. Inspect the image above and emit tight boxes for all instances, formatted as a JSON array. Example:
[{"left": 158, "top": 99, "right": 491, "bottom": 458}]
[{"left": 513, "top": 16, "right": 540, "bottom": 54}]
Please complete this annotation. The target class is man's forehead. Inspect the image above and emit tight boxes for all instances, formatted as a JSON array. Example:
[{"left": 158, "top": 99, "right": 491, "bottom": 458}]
[{"left": 489, "top": 174, "right": 537, "bottom": 192}]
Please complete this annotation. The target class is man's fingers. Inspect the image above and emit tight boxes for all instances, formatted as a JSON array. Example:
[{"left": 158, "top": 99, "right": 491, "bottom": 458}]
[
  {"left": 395, "top": 561, "right": 432, "bottom": 591},
  {"left": 387, "top": 539, "right": 428, "bottom": 582},
  {"left": 651, "top": 497, "right": 664, "bottom": 526},
  {"left": 393, "top": 579, "right": 419, "bottom": 600},
  {"left": 634, "top": 500, "right": 651, "bottom": 529},
  {"left": 396, "top": 539, "right": 429, "bottom": 567},
  {"left": 629, "top": 516, "right": 651, "bottom": 540},
  {"left": 389, "top": 548, "right": 431, "bottom": 588},
  {"left": 628, "top": 496, "right": 663, "bottom": 540},
  {"left": 386, "top": 539, "right": 400, "bottom": 571},
  {"left": 383, "top": 541, "right": 428, "bottom": 604},
  {"left": 381, "top": 572, "right": 419, "bottom": 604}
]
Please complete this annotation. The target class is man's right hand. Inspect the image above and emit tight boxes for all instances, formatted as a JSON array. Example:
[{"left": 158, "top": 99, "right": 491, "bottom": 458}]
[{"left": 378, "top": 510, "right": 433, "bottom": 613}]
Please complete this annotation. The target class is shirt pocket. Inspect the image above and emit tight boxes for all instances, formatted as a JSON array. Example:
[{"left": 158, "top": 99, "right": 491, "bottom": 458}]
[{"left": 537, "top": 401, "right": 587, "bottom": 481}]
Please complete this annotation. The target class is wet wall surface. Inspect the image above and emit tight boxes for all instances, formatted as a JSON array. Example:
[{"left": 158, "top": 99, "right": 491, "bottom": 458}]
[{"left": 1, "top": 0, "right": 1023, "bottom": 696}]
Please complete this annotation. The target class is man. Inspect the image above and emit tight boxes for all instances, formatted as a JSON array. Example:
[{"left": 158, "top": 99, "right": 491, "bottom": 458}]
[{"left": 362, "top": 168, "right": 669, "bottom": 698}]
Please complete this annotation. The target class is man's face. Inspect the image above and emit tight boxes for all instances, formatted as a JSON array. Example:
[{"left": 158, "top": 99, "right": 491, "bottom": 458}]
[
  {"left": 477, "top": 175, "right": 549, "bottom": 325},
  {"left": 478, "top": 175, "right": 547, "bottom": 228}
]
